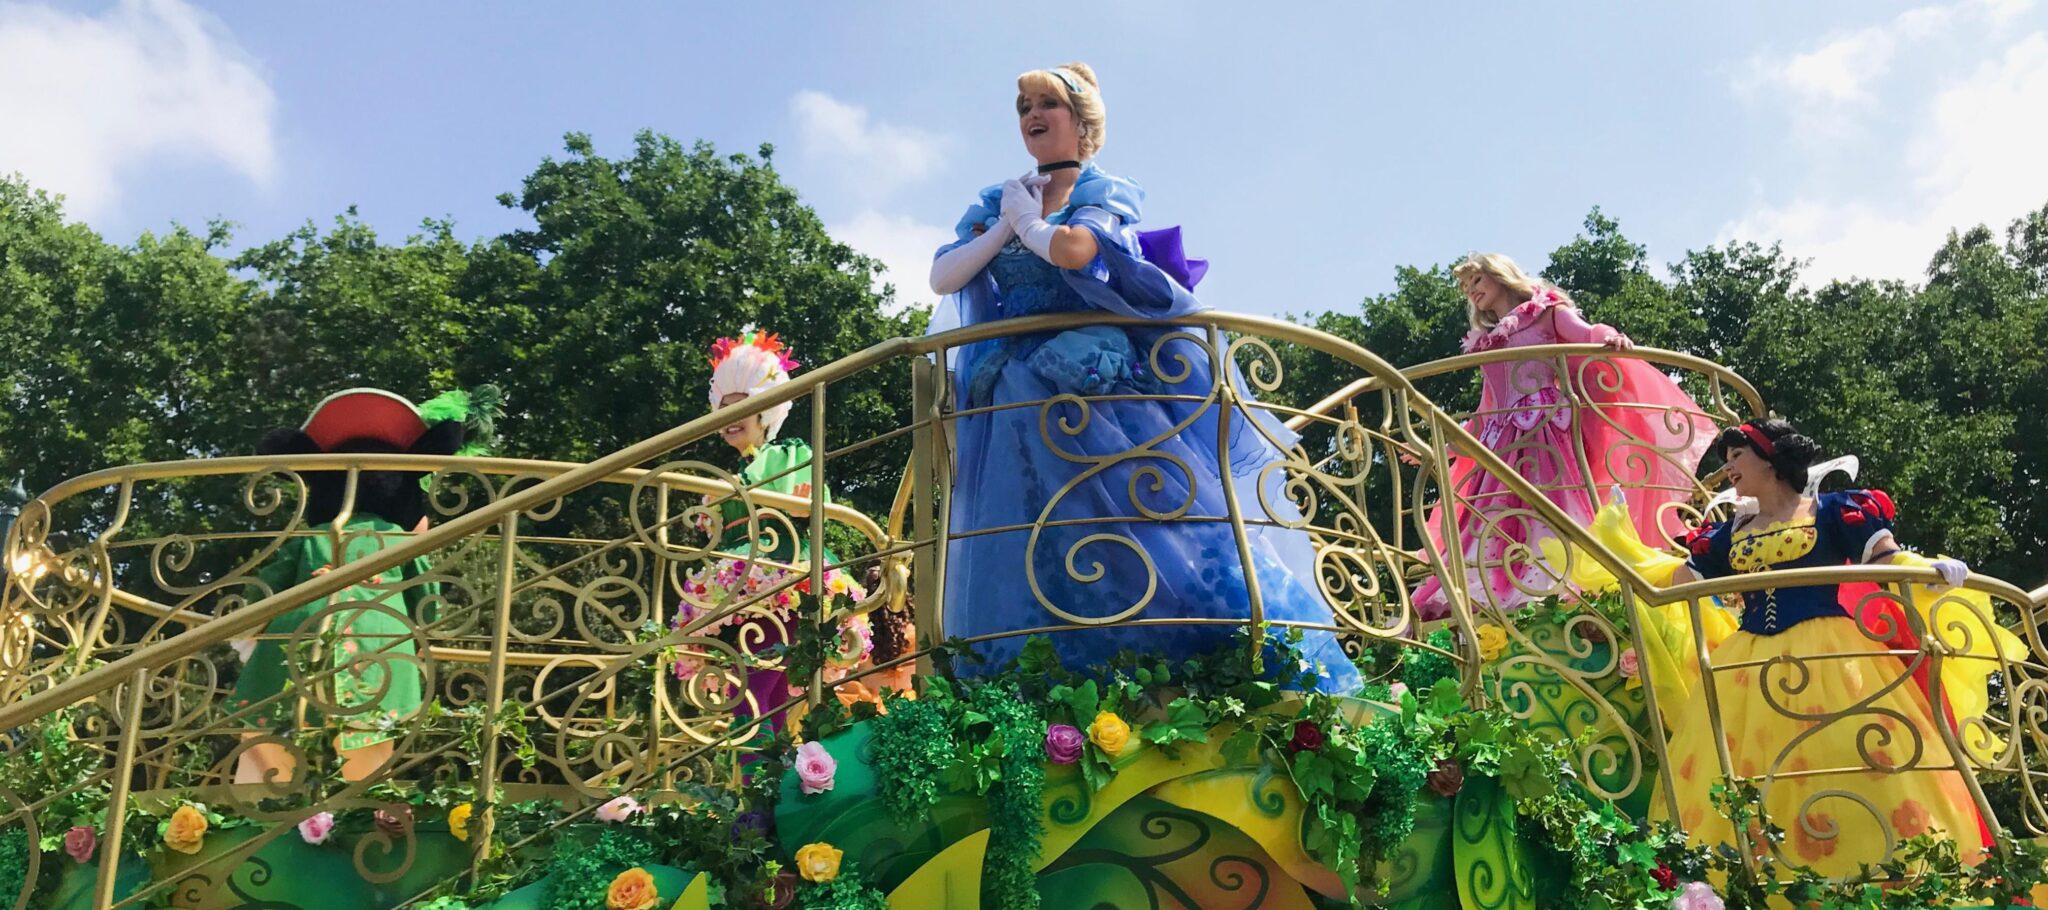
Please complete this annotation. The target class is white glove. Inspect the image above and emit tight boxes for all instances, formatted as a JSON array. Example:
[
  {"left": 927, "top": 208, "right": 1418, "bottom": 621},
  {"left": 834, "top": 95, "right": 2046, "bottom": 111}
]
[
  {"left": 998, "top": 174, "right": 1049, "bottom": 227},
  {"left": 929, "top": 217, "right": 1014, "bottom": 295},
  {"left": 1930, "top": 557, "right": 1969, "bottom": 588},
  {"left": 1001, "top": 175, "right": 1060, "bottom": 263},
  {"left": 229, "top": 638, "right": 257, "bottom": 663}
]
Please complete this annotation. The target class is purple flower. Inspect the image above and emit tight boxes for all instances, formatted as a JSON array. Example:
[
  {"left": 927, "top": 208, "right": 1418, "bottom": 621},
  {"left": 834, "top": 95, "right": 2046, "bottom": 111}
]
[
  {"left": 730, "top": 810, "right": 769, "bottom": 843},
  {"left": 63, "top": 826, "right": 96, "bottom": 864},
  {"left": 1045, "top": 724, "right": 1086, "bottom": 765}
]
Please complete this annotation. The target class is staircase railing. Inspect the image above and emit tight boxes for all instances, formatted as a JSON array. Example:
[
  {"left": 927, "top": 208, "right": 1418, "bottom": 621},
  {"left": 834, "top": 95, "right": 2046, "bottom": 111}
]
[{"left": 1, "top": 313, "right": 2041, "bottom": 908}]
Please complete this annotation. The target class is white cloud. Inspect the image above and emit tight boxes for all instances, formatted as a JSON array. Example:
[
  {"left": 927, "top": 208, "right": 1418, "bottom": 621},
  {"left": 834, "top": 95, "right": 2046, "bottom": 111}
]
[
  {"left": 0, "top": 0, "right": 276, "bottom": 219},
  {"left": 1721, "top": 12, "right": 2048, "bottom": 284},
  {"left": 1734, "top": 0, "right": 2028, "bottom": 135},
  {"left": 790, "top": 90, "right": 949, "bottom": 205},
  {"left": 830, "top": 210, "right": 953, "bottom": 314},
  {"left": 788, "top": 90, "right": 954, "bottom": 310}
]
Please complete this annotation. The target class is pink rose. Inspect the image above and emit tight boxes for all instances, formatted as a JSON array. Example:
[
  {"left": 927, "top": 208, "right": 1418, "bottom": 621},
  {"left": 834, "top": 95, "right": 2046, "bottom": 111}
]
[
  {"left": 63, "top": 825, "right": 96, "bottom": 864},
  {"left": 795, "top": 741, "right": 837, "bottom": 795},
  {"left": 1618, "top": 648, "right": 1641, "bottom": 679},
  {"left": 298, "top": 812, "right": 335, "bottom": 845},
  {"left": 595, "top": 795, "right": 644, "bottom": 823},
  {"left": 1673, "top": 882, "right": 1724, "bottom": 910},
  {"left": 1387, "top": 682, "right": 1409, "bottom": 701},
  {"left": 1045, "top": 724, "right": 1085, "bottom": 765}
]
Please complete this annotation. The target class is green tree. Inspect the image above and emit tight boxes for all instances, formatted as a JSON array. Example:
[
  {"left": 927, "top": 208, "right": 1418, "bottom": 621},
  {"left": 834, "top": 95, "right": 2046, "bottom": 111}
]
[{"left": 0, "top": 133, "right": 923, "bottom": 585}]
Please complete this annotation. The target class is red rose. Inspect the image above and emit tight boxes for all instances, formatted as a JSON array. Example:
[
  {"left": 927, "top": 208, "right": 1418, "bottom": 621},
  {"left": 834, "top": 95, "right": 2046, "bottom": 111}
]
[
  {"left": 1426, "top": 759, "right": 1465, "bottom": 797},
  {"left": 1652, "top": 863, "right": 1677, "bottom": 891},
  {"left": 1287, "top": 720, "right": 1325, "bottom": 754}
]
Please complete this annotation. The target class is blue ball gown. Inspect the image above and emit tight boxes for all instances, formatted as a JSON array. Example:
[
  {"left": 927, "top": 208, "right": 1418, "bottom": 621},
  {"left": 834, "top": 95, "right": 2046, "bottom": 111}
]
[{"left": 929, "top": 163, "right": 1361, "bottom": 692}]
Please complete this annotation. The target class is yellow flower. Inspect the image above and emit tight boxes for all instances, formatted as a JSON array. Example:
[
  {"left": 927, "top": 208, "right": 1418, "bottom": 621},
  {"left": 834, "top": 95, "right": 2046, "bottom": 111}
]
[
  {"left": 1475, "top": 625, "right": 1509, "bottom": 661},
  {"left": 163, "top": 804, "right": 209, "bottom": 855},
  {"left": 1088, "top": 711, "right": 1132, "bottom": 756},
  {"left": 795, "top": 841, "right": 843, "bottom": 883},
  {"left": 605, "top": 867, "right": 660, "bottom": 910},
  {"left": 447, "top": 803, "right": 474, "bottom": 842}
]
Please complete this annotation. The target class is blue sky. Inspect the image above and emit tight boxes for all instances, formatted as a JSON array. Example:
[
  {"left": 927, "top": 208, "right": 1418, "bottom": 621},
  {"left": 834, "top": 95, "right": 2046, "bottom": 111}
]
[{"left": 3, "top": 0, "right": 2044, "bottom": 319}]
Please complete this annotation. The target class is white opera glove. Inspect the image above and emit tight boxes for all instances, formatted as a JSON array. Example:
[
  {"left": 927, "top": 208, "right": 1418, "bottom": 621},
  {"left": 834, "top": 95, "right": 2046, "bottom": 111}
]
[
  {"left": 1930, "top": 557, "right": 1970, "bottom": 588},
  {"left": 1013, "top": 211, "right": 1058, "bottom": 263},
  {"left": 998, "top": 174, "right": 1049, "bottom": 228},
  {"left": 929, "top": 217, "right": 1014, "bottom": 295}
]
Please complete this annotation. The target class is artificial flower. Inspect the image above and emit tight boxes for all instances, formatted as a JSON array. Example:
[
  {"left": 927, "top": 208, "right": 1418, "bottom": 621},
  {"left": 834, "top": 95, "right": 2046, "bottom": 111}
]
[
  {"left": 1045, "top": 724, "right": 1086, "bottom": 765},
  {"left": 446, "top": 803, "right": 473, "bottom": 841},
  {"left": 1475, "top": 624, "right": 1509, "bottom": 661},
  {"left": 605, "top": 867, "right": 660, "bottom": 910},
  {"left": 795, "top": 741, "right": 838, "bottom": 795},
  {"left": 795, "top": 842, "right": 843, "bottom": 883},
  {"left": 1287, "top": 720, "right": 1326, "bottom": 754},
  {"left": 62, "top": 826, "right": 96, "bottom": 864},
  {"left": 374, "top": 805, "right": 412, "bottom": 837},
  {"left": 1088, "top": 711, "right": 1132, "bottom": 756},
  {"left": 1651, "top": 863, "right": 1676, "bottom": 891},
  {"left": 1427, "top": 759, "right": 1465, "bottom": 798},
  {"left": 1673, "top": 882, "right": 1724, "bottom": 910},
  {"left": 595, "top": 796, "right": 643, "bottom": 823},
  {"left": 163, "top": 804, "right": 209, "bottom": 855},
  {"left": 298, "top": 812, "right": 335, "bottom": 845}
]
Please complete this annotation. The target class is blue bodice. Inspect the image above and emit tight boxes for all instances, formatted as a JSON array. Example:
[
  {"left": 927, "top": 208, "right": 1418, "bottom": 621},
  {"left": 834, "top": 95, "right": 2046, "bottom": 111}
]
[
  {"left": 988, "top": 243, "right": 1089, "bottom": 317},
  {"left": 1684, "top": 490, "right": 1898, "bottom": 635}
]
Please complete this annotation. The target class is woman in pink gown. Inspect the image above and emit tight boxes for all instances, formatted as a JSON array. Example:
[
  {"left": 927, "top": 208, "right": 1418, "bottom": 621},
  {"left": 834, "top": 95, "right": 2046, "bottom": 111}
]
[{"left": 1414, "top": 253, "right": 1713, "bottom": 618}]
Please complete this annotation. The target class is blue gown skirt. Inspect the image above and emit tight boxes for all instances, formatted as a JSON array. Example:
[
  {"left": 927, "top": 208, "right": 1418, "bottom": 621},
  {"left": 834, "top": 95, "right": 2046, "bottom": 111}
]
[{"left": 943, "top": 323, "right": 1363, "bottom": 692}]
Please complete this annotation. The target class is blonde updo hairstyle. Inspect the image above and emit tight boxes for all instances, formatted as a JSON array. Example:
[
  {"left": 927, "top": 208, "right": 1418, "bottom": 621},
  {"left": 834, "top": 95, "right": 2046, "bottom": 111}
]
[
  {"left": 1452, "top": 252, "right": 1566, "bottom": 331},
  {"left": 1017, "top": 62, "right": 1106, "bottom": 160}
]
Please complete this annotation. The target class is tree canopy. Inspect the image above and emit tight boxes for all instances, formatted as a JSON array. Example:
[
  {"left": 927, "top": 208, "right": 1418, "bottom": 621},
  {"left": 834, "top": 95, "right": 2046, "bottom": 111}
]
[{"left": 3, "top": 132, "right": 2042, "bottom": 582}]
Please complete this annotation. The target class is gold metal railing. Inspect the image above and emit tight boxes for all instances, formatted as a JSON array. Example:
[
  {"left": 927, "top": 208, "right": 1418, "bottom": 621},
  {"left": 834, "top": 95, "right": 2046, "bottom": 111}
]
[{"left": 2, "top": 312, "right": 2044, "bottom": 907}]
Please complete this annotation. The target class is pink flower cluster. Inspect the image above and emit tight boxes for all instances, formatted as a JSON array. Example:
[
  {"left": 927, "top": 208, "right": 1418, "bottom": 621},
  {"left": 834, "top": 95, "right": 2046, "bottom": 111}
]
[{"left": 674, "top": 561, "right": 869, "bottom": 636}]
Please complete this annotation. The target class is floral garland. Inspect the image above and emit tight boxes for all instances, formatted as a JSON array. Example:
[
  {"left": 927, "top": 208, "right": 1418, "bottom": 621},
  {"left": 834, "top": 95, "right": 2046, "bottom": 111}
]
[
  {"left": 670, "top": 561, "right": 870, "bottom": 687},
  {"left": 14, "top": 594, "right": 2048, "bottom": 910}
]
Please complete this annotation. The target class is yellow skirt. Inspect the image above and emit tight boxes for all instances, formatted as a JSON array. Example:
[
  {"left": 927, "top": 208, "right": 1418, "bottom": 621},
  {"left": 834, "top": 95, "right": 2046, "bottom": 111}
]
[{"left": 1652, "top": 617, "right": 1987, "bottom": 878}]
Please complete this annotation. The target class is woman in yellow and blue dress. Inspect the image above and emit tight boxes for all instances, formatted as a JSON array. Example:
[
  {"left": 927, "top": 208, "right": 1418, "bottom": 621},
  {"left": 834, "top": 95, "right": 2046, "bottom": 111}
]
[{"left": 1653, "top": 418, "right": 1993, "bottom": 877}]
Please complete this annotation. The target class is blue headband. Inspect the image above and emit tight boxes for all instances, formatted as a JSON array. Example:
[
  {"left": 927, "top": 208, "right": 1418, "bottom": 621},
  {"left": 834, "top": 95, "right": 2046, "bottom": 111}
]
[{"left": 1048, "top": 67, "right": 1086, "bottom": 96}]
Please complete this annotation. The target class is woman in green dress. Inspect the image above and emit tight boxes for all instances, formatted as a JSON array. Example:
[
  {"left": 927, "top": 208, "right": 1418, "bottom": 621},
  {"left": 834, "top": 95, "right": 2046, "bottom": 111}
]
[{"left": 231, "top": 388, "right": 489, "bottom": 783}]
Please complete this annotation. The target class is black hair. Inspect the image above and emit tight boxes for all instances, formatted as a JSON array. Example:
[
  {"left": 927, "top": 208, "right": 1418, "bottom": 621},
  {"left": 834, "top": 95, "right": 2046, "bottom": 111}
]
[
  {"left": 1714, "top": 418, "right": 1821, "bottom": 492},
  {"left": 258, "top": 421, "right": 465, "bottom": 528}
]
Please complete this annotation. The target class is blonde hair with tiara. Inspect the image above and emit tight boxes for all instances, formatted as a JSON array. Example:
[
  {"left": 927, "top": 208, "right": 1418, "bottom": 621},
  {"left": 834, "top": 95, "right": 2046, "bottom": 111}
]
[
  {"left": 1017, "top": 63, "right": 1106, "bottom": 160},
  {"left": 1452, "top": 253, "right": 1565, "bottom": 331}
]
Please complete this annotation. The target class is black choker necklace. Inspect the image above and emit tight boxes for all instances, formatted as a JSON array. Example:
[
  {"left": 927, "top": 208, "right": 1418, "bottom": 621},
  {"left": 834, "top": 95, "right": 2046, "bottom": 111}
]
[{"left": 1036, "top": 160, "right": 1082, "bottom": 174}]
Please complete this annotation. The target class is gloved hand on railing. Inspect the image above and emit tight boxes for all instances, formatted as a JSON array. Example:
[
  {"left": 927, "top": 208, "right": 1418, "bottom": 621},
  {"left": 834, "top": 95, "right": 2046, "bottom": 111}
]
[{"left": 1930, "top": 556, "right": 1970, "bottom": 588}]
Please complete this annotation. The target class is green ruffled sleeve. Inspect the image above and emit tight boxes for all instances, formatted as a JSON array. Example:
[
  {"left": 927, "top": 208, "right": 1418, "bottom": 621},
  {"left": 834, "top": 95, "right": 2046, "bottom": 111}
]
[{"left": 742, "top": 439, "right": 829, "bottom": 505}]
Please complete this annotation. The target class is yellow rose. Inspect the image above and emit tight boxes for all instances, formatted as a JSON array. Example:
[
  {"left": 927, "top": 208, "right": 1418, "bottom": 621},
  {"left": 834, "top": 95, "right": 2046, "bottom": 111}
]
[
  {"left": 605, "top": 867, "right": 659, "bottom": 910},
  {"left": 1088, "top": 711, "right": 1132, "bottom": 756},
  {"left": 1475, "top": 625, "right": 1509, "bottom": 661},
  {"left": 795, "top": 841, "right": 843, "bottom": 883},
  {"left": 447, "top": 803, "right": 474, "bottom": 842},
  {"left": 163, "top": 804, "right": 209, "bottom": 855}
]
